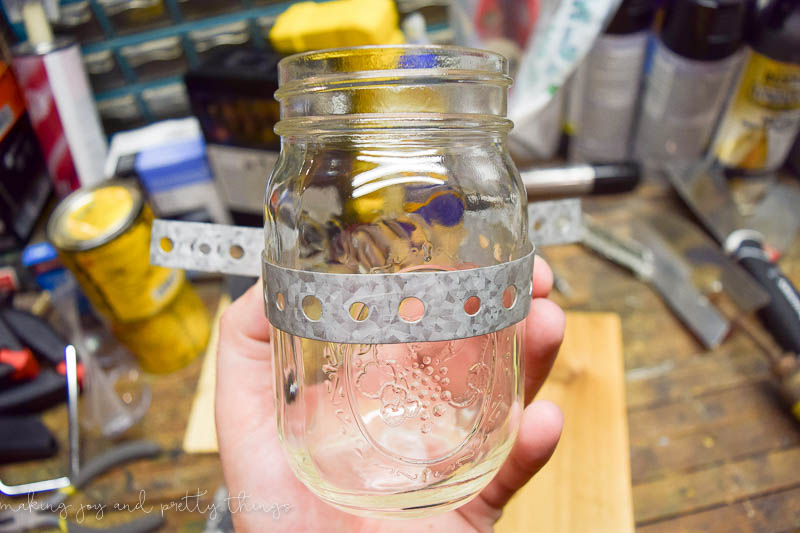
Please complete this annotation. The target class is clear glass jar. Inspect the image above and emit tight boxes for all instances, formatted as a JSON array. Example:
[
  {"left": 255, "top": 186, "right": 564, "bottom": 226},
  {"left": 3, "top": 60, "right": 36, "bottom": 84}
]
[{"left": 265, "top": 45, "right": 528, "bottom": 518}]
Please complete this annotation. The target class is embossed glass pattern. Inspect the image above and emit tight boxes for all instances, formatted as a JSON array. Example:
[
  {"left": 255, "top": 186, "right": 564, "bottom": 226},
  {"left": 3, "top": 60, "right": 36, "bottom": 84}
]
[{"left": 265, "top": 46, "right": 529, "bottom": 518}]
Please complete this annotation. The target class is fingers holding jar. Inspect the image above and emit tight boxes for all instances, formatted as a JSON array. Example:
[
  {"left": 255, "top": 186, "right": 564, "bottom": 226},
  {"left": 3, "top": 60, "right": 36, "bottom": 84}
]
[
  {"left": 523, "top": 256, "right": 565, "bottom": 405},
  {"left": 532, "top": 255, "right": 555, "bottom": 299}
]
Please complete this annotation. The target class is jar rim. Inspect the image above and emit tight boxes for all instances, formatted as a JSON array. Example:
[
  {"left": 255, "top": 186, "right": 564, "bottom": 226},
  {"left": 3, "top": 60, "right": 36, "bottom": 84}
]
[
  {"left": 275, "top": 113, "right": 513, "bottom": 137},
  {"left": 275, "top": 44, "right": 512, "bottom": 101}
]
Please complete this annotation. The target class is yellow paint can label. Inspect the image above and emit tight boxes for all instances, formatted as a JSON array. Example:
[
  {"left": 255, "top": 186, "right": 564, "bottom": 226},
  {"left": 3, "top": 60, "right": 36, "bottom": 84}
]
[
  {"left": 62, "top": 186, "right": 134, "bottom": 241},
  {"left": 713, "top": 51, "right": 800, "bottom": 172},
  {"left": 112, "top": 282, "right": 209, "bottom": 374},
  {"left": 50, "top": 182, "right": 209, "bottom": 373},
  {"left": 60, "top": 201, "right": 184, "bottom": 323}
]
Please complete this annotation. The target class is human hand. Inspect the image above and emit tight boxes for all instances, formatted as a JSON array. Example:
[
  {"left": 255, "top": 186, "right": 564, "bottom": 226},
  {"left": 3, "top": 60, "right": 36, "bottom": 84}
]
[{"left": 216, "top": 256, "right": 565, "bottom": 532}]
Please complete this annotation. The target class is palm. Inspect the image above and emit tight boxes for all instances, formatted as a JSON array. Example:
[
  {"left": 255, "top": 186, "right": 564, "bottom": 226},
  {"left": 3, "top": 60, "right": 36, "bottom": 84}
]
[{"left": 216, "top": 258, "right": 564, "bottom": 532}]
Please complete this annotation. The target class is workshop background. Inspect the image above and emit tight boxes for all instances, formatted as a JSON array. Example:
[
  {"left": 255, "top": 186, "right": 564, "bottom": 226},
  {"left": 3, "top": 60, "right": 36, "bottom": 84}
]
[{"left": 1, "top": 0, "right": 800, "bottom": 531}]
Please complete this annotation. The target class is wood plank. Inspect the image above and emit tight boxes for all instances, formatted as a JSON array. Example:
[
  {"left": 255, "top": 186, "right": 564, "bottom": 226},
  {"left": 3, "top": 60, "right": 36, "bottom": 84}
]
[
  {"left": 618, "top": 303, "right": 705, "bottom": 371},
  {"left": 633, "top": 447, "right": 800, "bottom": 524},
  {"left": 627, "top": 382, "right": 783, "bottom": 444},
  {"left": 497, "top": 312, "right": 634, "bottom": 533},
  {"left": 183, "top": 294, "right": 230, "bottom": 453},
  {"left": 630, "top": 405, "right": 799, "bottom": 484},
  {"left": 625, "top": 346, "right": 770, "bottom": 411},
  {"left": 546, "top": 195, "right": 800, "bottom": 528},
  {"left": 638, "top": 486, "right": 800, "bottom": 533},
  {"left": 628, "top": 380, "right": 799, "bottom": 484}
]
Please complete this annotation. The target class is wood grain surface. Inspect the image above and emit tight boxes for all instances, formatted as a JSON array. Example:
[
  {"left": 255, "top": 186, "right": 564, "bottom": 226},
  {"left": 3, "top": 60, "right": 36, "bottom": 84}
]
[
  {"left": 2, "top": 181, "right": 800, "bottom": 531},
  {"left": 555, "top": 182, "right": 800, "bottom": 532},
  {"left": 496, "top": 312, "right": 634, "bottom": 533}
]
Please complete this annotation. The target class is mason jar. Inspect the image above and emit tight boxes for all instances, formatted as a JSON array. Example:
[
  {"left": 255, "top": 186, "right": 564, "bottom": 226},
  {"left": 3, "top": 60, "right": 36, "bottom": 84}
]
[{"left": 264, "top": 45, "right": 532, "bottom": 518}]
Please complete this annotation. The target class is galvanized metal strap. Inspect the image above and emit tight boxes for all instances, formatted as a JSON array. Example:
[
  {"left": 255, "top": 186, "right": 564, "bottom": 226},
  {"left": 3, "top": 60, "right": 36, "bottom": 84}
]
[
  {"left": 148, "top": 199, "right": 584, "bottom": 343},
  {"left": 149, "top": 200, "right": 583, "bottom": 278},
  {"left": 262, "top": 246, "right": 535, "bottom": 344},
  {"left": 528, "top": 198, "right": 583, "bottom": 246},
  {"left": 150, "top": 220, "right": 263, "bottom": 277}
]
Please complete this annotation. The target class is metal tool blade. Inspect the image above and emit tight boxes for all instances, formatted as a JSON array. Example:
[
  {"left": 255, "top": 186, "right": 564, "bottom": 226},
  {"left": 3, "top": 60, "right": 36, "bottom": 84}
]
[
  {"left": 150, "top": 200, "right": 585, "bottom": 276},
  {"left": 581, "top": 216, "right": 655, "bottom": 280},
  {"left": 581, "top": 215, "right": 729, "bottom": 349},
  {"left": 669, "top": 161, "right": 800, "bottom": 355},
  {"left": 663, "top": 158, "right": 746, "bottom": 245},
  {"left": 646, "top": 213, "right": 771, "bottom": 313},
  {"left": 65, "top": 345, "right": 80, "bottom": 480},
  {"left": 632, "top": 223, "right": 731, "bottom": 349}
]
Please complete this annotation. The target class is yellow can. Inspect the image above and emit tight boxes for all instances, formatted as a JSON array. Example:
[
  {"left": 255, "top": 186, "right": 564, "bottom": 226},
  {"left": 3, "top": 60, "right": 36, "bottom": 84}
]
[
  {"left": 47, "top": 180, "right": 209, "bottom": 373},
  {"left": 713, "top": 51, "right": 800, "bottom": 173}
]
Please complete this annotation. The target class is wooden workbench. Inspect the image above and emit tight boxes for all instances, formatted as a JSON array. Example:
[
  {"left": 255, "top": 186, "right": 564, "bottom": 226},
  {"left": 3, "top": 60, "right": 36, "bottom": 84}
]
[
  {"left": 1, "top": 181, "right": 799, "bottom": 531},
  {"left": 553, "top": 182, "right": 800, "bottom": 532}
]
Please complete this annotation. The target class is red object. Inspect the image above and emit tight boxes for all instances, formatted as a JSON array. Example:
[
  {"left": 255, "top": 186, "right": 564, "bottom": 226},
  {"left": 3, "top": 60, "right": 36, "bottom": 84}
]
[
  {"left": 56, "top": 360, "right": 85, "bottom": 386},
  {"left": 0, "top": 347, "right": 40, "bottom": 381},
  {"left": 0, "top": 63, "right": 26, "bottom": 143},
  {"left": 763, "top": 243, "right": 781, "bottom": 263},
  {"left": 475, "top": 0, "right": 539, "bottom": 48},
  {"left": 11, "top": 53, "right": 80, "bottom": 197},
  {"left": 0, "top": 267, "right": 19, "bottom": 293}
]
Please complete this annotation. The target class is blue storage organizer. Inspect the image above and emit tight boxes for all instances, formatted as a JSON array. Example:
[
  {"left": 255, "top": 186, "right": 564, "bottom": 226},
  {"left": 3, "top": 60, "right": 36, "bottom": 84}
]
[
  {"left": 1, "top": 0, "right": 452, "bottom": 135},
  {"left": 1, "top": 0, "right": 309, "bottom": 133}
]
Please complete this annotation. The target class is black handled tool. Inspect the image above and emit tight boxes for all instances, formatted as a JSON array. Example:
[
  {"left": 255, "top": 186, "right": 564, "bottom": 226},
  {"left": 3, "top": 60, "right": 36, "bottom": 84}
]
[
  {"left": 1, "top": 308, "right": 70, "bottom": 366},
  {"left": 0, "top": 369, "right": 67, "bottom": 414},
  {"left": 0, "top": 415, "right": 58, "bottom": 463},
  {"left": 0, "top": 307, "right": 85, "bottom": 413},
  {"left": 0, "top": 440, "right": 164, "bottom": 533},
  {"left": 0, "top": 315, "right": 39, "bottom": 386},
  {"left": 522, "top": 161, "right": 641, "bottom": 199},
  {"left": 44, "top": 441, "right": 162, "bottom": 507},
  {"left": 666, "top": 160, "right": 800, "bottom": 355},
  {"left": 727, "top": 230, "right": 800, "bottom": 355}
]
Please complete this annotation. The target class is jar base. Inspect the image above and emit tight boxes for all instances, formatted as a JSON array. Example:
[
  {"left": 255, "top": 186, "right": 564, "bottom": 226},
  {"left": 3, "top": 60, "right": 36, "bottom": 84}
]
[
  {"left": 286, "top": 438, "right": 514, "bottom": 519},
  {"left": 308, "top": 469, "right": 495, "bottom": 520}
]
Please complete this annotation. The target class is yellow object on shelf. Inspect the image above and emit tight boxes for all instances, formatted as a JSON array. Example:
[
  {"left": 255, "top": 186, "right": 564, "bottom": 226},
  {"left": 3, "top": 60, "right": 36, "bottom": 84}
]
[
  {"left": 48, "top": 180, "right": 209, "bottom": 374},
  {"left": 268, "top": 0, "right": 404, "bottom": 54}
]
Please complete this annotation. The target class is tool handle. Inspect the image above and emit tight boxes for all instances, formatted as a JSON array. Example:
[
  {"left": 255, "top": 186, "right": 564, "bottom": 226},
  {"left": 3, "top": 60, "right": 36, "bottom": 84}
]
[
  {"left": 0, "top": 415, "right": 58, "bottom": 463},
  {"left": 66, "top": 514, "right": 165, "bottom": 533},
  {"left": 45, "top": 441, "right": 162, "bottom": 507},
  {"left": 0, "top": 363, "right": 12, "bottom": 387},
  {"left": 1, "top": 308, "right": 68, "bottom": 366},
  {"left": 0, "top": 348, "right": 40, "bottom": 382},
  {"left": 0, "top": 370, "right": 66, "bottom": 414},
  {"left": 523, "top": 161, "right": 640, "bottom": 199},
  {"left": 591, "top": 162, "right": 641, "bottom": 194},
  {"left": 730, "top": 235, "right": 800, "bottom": 355}
]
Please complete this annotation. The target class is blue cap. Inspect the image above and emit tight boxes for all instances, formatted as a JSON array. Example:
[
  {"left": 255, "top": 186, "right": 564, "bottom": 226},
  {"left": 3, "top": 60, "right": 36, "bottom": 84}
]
[{"left": 22, "top": 242, "right": 58, "bottom": 267}]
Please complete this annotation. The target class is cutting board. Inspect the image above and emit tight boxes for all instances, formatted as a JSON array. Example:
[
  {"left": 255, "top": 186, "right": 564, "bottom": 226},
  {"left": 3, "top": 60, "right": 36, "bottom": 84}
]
[
  {"left": 185, "top": 310, "right": 633, "bottom": 531},
  {"left": 182, "top": 294, "right": 228, "bottom": 453},
  {"left": 496, "top": 312, "right": 633, "bottom": 533}
]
